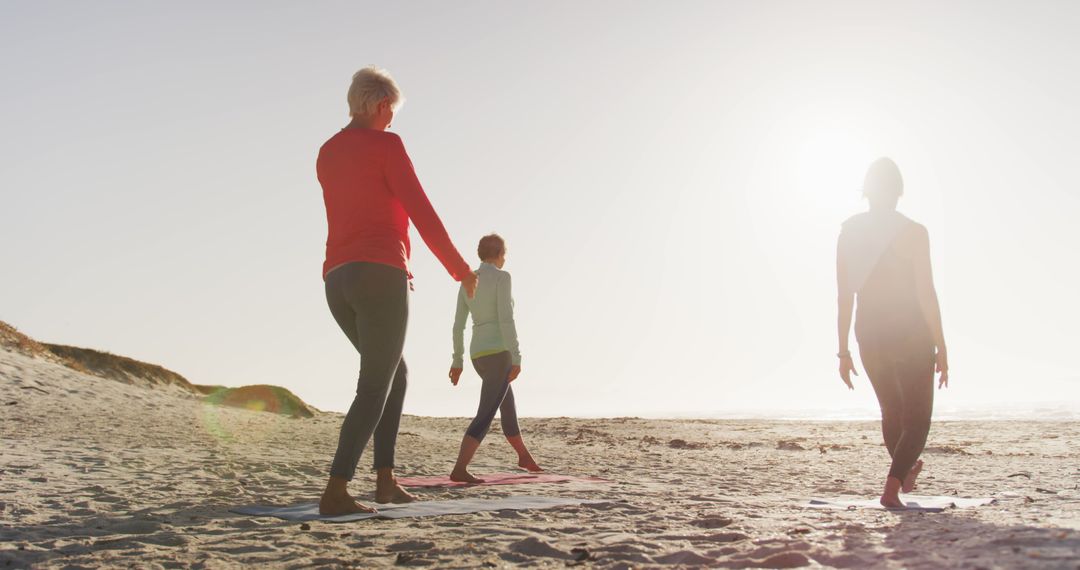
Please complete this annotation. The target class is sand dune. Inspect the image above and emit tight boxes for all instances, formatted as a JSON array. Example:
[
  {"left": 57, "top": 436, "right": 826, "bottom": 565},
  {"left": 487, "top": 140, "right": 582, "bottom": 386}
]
[
  {"left": 2, "top": 343, "right": 1079, "bottom": 568},
  {"left": 0, "top": 321, "right": 314, "bottom": 418}
]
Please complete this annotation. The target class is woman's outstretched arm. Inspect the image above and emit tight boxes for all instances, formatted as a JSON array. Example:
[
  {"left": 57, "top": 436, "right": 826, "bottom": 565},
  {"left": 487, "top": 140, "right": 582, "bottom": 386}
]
[
  {"left": 836, "top": 235, "right": 858, "bottom": 389},
  {"left": 383, "top": 133, "right": 475, "bottom": 293}
]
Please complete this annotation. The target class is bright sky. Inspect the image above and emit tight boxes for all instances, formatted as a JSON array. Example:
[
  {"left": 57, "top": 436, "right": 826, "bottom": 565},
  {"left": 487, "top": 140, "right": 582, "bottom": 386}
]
[{"left": 3, "top": 1, "right": 1078, "bottom": 418}]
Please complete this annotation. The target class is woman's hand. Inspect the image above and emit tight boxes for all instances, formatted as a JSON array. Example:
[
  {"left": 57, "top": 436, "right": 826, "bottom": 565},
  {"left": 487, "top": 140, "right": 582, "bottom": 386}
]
[
  {"left": 462, "top": 272, "right": 478, "bottom": 299},
  {"left": 936, "top": 349, "right": 949, "bottom": 389},
  {"left": 508, "top": 365, "right": 521, "bottom": 382},
  {"left": 838, "top": 355, "right": 858, "bottom": 390},
  {"left": 449, "top": 367, "right": 463, "bottom": 386}
]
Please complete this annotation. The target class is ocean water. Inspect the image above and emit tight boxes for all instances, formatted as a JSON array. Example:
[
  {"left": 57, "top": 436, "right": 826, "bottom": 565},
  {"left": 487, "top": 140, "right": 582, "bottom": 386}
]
[{"left": 640, "top": 402, "right": 1080, "bottom": 422}]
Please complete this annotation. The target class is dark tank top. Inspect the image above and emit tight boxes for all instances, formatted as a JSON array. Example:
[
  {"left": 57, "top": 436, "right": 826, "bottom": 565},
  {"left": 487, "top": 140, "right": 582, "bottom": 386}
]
[
  {"left": 842, "top": 212, "right": 933, "bottom": 351},
  {"left": 855, "top": 240, "right": 930, "bottom": 345}
]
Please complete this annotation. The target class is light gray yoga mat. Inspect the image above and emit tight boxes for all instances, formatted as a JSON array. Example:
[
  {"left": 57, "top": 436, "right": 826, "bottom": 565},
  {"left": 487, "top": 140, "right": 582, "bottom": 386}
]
[
  {"left": 232, "top": 495, "right": 603, "bottom": 522},
  {"left": 808, "top": 495, "right": 996, "bottom": 512}
]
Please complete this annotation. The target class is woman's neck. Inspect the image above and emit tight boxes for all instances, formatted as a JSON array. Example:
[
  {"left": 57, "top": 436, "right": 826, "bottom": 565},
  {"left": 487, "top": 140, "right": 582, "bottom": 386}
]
[{"left": 344, "top": 117, "right": 383, "bottom": 131}]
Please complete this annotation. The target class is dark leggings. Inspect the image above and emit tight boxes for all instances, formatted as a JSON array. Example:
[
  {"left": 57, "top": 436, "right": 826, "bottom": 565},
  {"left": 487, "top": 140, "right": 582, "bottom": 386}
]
[
  {"left": 859, "top": 341, "right": 936, "bottom": 482},
  {"left": 465, "top": 351, "right": 520, "bottom": 441},
  {"left": 325, "top": 262, "right": 409, "bottom": 480}
]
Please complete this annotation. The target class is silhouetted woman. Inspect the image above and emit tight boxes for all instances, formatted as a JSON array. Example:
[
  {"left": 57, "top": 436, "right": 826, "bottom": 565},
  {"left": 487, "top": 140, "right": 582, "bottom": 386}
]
[
  {"left": 448, "top": 234, "right": 541, "bottom": 482},
  {"left": 316, "top": 67, "right": 478, "bottom": 515},
  {"left": 836, "top": 157, "right": 949, "bottom": 508}
]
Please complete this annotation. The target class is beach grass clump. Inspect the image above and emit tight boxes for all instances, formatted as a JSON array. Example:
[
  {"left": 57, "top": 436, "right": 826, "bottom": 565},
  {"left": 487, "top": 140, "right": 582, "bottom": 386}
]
[
  {"left": 43, "top": 343, "right": 195, "bottom": 390},
  {"left": 201, "top": 384, "right": 316, "bottom": 418}
]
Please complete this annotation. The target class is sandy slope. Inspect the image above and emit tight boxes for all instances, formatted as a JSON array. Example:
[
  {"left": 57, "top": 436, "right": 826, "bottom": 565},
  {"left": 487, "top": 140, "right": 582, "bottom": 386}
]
[{"left": 2, "top": 347, "right": 1079, "bottom": 569}]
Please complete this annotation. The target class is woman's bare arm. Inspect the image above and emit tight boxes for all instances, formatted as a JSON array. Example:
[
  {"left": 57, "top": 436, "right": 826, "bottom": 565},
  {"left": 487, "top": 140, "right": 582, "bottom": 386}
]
[
  {"left": 836, "top": 236, "right": 858, "bottom": 389},
  {"left": 911, "top": 225, "right": 949, "bottom": 387},
  {"left": 911, "top": 225, "right": 946, "bottom": 351}
]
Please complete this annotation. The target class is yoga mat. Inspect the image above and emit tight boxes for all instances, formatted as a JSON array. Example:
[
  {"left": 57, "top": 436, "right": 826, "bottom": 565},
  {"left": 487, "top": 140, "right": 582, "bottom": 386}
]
[
  {"left": 232, "top": 495, "right": 603, "bottom": 523},
  {"left": 395, "top": 472, "right": 609, "bottom": 488},
  {"left": 807, "top": 495, "right": 997, "bottom": 512}
]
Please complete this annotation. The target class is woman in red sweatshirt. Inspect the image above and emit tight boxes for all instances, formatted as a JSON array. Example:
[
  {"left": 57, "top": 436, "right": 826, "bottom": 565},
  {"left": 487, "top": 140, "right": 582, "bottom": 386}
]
[{"left": 316, "top": 67, "right": 477, "bottom": 515}]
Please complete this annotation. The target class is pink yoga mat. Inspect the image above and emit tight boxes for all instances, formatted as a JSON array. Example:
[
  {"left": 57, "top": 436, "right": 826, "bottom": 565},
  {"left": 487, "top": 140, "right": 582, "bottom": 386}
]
[{"left": 395, "top": 472, "right": 609, "bottom": 488}]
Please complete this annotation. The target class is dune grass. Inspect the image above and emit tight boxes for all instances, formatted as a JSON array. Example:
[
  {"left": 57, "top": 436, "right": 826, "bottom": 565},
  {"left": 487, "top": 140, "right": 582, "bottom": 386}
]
[
  {"left": 201, "top": 384, "right": 316, "bottom": 418},
  {"left": 2, "top": 320, "right": 317, "bottom": 418}
]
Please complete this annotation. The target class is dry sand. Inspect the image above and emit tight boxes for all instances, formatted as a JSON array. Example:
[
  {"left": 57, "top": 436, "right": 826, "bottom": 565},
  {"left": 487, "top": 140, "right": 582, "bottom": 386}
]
[{"left": 2, "top": 346, "right": 1079, "bottom": 568}]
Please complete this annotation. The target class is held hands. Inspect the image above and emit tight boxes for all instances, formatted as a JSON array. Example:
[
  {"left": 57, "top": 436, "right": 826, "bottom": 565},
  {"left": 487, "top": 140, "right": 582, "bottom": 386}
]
[
  {"left": 461, "top": 272, "right": 479, "bottom": 299},
  {"left": 838, "top": 355, "right": 858, "bottom": 390},
  {"left": 449, "top": 367, "right": 463, "bottom": 386},
  {"left": 936, "top": 349, "right": 949, "bottom": 389},
  {"left": 508, "top": 365, "right": 521, "bottom": 383}
]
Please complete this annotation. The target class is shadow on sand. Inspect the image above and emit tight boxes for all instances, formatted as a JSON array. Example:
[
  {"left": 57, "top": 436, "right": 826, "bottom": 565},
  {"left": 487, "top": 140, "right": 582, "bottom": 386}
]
[{"left": 875, "top": 511, "right": 1080, "bottom": 569}]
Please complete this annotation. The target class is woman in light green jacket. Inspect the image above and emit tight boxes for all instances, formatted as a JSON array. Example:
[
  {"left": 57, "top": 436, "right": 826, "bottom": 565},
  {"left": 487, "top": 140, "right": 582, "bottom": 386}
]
[{"left": 448, "top": 234, "right": 541, "bottom": 482}]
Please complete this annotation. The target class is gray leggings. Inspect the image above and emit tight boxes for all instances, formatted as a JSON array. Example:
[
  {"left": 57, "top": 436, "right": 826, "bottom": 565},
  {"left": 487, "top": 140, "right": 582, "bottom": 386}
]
[
  {"left": 465, "top": 351, "right": 520, "bottom": 441},
  {"left": 325, "top": 262, "right": 409, "bottom": 481}
]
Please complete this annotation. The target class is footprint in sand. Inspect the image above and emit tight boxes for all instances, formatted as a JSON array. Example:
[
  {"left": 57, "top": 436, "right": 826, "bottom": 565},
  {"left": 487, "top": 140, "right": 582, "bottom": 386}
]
[
  {"left": 653, "top": 550, "right": 717, "bottom": 565},
  {"left": 692, "top": 516, "right": 735, "bottom": 529},
  {"left": 386, "top": 540, "right": 436, "bottom": 552},
  {"left": 507, "top": 537, "right": 574, "bottom": 560}
]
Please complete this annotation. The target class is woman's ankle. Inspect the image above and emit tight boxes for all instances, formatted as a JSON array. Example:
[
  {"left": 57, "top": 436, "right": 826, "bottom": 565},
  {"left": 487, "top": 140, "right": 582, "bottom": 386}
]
[
  {"left": 375, "top": 468, "right": 396, "bottom": 485},
  {"left": 883, "top": 476, "right": 903, "bottom": 497},
  {"left": 323, "top": 475, "right": 350, "bottom": 497}
]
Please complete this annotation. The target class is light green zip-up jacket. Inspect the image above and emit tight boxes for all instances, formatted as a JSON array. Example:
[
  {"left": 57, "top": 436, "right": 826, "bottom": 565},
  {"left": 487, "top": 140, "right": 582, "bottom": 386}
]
[{"left": 451, "top": 262, "right": 522, "bottom": 368}]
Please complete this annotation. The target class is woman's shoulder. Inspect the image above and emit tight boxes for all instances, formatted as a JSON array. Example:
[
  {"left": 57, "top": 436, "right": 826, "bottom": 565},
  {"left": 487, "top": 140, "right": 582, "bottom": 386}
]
[
  {"left": 478, "top": 266, "right": 512, "bottom": 286},
  {"left": 841, "top": 211, "right": 920, "bottom": 233},
  {"left": 839, "top": 213, "right": 872, "bottom": 240},
  {"left": 365, "top": 130, "right": 405, "bottom": 151},
  {"left": 899, "top": 219, "right": 930, "bottom": 245},
  {"left": 320, "top": 128, "right": 403, "bottom": 151}
]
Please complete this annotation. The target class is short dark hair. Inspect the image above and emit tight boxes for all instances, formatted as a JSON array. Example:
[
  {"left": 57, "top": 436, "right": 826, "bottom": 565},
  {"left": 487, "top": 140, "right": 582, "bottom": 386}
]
[
  {"left": 477, "top": 234, "right": 506, "bottom": 261},
  {"left": 862, "top": 157, "right": 903, "bottom": 198}
]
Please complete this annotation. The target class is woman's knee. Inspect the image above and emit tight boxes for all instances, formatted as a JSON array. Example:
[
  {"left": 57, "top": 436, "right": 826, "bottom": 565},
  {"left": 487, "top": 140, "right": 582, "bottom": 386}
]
[
  {"left": 390, "top": 359, "right": 408, "bottom": 390},
  {"left": 355, "top": 363, "right": 402, "bottom": 397},
  {"left": 903, "top": 410, "right": 932, "bottom": 440},
  {"left": 500, "top": 417, "right": 520, "bottom": 437},
  {"left": 465, "top": 421, "right": 490, "bottom": 442}
]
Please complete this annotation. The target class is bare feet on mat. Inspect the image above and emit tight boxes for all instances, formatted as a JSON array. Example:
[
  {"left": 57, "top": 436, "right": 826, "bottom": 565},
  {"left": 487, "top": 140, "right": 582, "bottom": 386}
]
[
  {"left": 319, "top": 491, "right": 376, "bottom": 516},
  {"left": 518, "top": 457, "right": 543, "bottom": 472},
  {"left": 902, "top": 459, "right": 923, "bottom": 493},
  {"left": 880, "top": 476, "right": 905, "bottom": 509},
  {"left": 375, "top": 482, "right": 418, "bottom": 504},
  {"left": 879, "top": 495, "right": 906, "bottom": 509},
  {"left": 449, "top": 469, "right": 485, "bottom": 484}
]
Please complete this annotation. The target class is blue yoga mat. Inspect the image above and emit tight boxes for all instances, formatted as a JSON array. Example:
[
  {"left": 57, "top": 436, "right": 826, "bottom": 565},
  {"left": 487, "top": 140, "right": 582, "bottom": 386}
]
[{"left": 232, "top": 495, "right": 604, "bottom": 522}]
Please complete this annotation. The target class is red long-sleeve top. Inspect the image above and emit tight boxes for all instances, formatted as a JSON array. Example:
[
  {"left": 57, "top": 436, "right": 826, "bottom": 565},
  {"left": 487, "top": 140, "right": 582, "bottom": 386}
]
[{"left": 317, "top": 128, "right": 471, "bottom": 281}]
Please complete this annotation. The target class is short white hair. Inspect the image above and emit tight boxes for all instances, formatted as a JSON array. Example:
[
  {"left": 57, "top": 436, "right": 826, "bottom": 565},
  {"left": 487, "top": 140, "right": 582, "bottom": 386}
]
[{"left": 347, "top": 66, "right": 404, "bottom": 118}]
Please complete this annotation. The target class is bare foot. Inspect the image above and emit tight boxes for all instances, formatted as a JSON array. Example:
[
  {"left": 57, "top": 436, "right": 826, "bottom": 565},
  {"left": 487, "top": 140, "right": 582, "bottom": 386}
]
[
  {"left": 880, "top": 476, "right": 905, "bottom": 509},
  {"left": 449, "top": 469, "right": 485, "bottom": 484},
  {"left": 375, "top": 481, "right": 418, "bottom": 504},
  {"left": 880, "top": 495, "right": 906, "bottom": 509},
  {"left": 518, "top": 457, "right": 543, "bottom": 472},
  {"left": 319, "top": 491, "right": 376, "bottom": 516},
  {"left": 902, "top": 460, "right": 923, "bottom": 493}
]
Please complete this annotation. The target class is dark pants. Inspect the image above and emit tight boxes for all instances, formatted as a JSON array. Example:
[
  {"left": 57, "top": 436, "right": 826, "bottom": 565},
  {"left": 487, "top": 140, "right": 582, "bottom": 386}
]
[
  {"left": 465, "top": 351, "right": 521, "bottom": 441},
  {"left": 325, "top": 262, "right": 409, "bottom": 480},
  {"left": 859, "top": 339, "right": 936, "bottom": 482}
]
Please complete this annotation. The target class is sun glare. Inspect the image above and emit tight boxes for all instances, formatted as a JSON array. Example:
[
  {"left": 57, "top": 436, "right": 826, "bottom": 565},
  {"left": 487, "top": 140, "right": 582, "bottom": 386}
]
[{"left": 794, "top": 129, "right": 875, "bottom": 214}]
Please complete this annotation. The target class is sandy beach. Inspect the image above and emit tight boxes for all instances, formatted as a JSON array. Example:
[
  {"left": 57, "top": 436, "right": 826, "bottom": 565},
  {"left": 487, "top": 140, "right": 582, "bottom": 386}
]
[{"left": 2, "top": 345, "right": 1079, "bottom": 568}]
